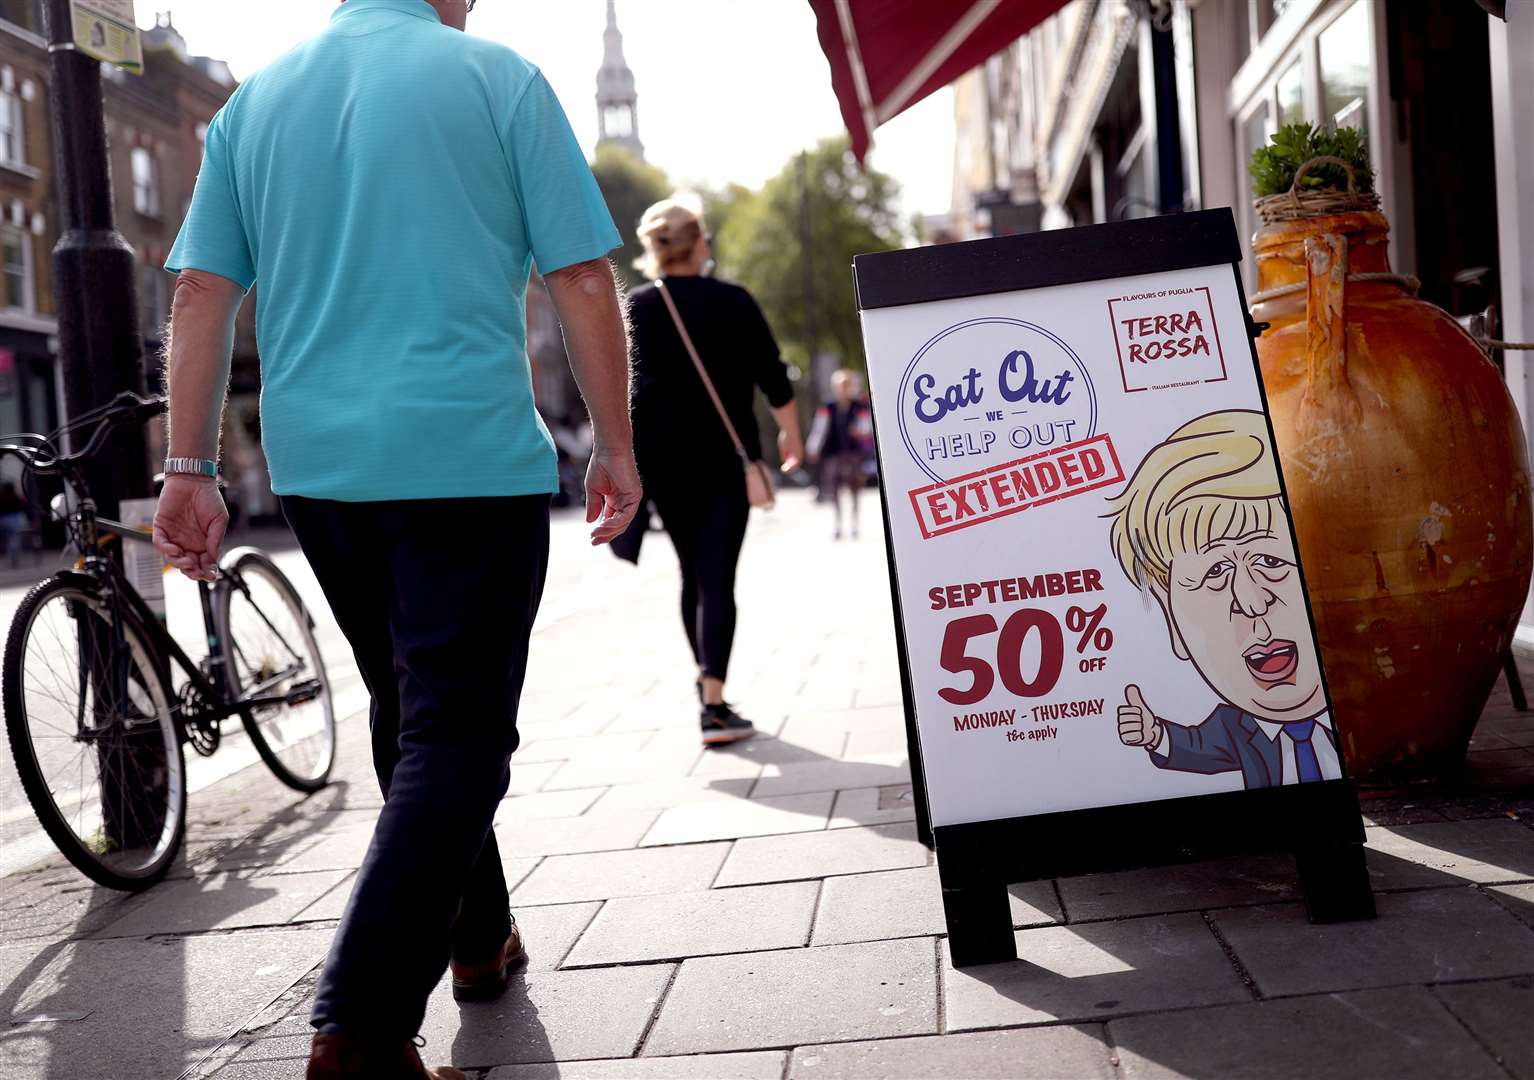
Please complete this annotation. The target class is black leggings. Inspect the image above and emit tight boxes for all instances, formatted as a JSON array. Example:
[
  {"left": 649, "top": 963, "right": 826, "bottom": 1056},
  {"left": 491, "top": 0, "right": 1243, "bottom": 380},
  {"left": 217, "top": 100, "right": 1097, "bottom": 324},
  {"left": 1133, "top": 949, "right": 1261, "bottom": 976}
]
[{"left": 649, "top": 480, "right": 750, "bottom": 682}]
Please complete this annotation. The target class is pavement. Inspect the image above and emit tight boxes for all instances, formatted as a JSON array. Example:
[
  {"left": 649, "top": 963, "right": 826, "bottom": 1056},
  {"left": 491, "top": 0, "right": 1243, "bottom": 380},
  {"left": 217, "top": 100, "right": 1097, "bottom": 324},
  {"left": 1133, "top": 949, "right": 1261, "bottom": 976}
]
[{"left": 1, "top": 489, "right": 1532, "bottom": 1080}]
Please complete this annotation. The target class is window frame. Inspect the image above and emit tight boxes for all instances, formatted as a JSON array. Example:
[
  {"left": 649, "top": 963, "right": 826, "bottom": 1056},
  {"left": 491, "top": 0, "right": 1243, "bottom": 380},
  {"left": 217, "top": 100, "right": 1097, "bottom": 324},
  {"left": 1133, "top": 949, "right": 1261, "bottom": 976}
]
[
  {"left": 1225, "top": 0, "right": 1398, "bottom": 270},
  {"left": 0, "top": 87, "right": 23, "bottom": 168},
  {"left": 130, "top": 146, "right": 162, "bottom": 219},
  {"left": 0, "top": 222, "right": 33, "bottom": 313}
]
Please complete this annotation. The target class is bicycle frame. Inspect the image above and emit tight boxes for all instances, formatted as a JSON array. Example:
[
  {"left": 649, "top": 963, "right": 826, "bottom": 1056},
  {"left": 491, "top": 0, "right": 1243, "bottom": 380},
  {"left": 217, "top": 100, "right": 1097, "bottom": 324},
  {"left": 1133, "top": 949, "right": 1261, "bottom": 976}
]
[{"left": 94, "top": 515, "right": 314, "bottom": 725}]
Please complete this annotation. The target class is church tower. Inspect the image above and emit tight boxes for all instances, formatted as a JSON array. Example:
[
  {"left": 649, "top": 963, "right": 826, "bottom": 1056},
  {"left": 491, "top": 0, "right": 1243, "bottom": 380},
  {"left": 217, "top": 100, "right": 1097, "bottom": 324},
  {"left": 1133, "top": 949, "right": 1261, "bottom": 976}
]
[{"left": 595, "top": 0, "right": 643, "bottom": 159}]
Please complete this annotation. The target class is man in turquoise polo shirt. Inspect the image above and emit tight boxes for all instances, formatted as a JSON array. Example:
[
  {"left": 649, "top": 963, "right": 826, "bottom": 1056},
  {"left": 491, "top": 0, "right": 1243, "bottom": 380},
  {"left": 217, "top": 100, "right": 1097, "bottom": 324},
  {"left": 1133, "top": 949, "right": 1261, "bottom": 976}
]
[{"left": 154, "top": 2, "right": 639, "bottom": 1076}]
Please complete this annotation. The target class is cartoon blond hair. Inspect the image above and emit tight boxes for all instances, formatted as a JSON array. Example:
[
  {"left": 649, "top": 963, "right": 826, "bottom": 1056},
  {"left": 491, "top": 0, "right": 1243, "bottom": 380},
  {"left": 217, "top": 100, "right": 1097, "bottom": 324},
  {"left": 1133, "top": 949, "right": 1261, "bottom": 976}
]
[{"left": 1107, "top": 410, "right": 1285, "bottom": 592}]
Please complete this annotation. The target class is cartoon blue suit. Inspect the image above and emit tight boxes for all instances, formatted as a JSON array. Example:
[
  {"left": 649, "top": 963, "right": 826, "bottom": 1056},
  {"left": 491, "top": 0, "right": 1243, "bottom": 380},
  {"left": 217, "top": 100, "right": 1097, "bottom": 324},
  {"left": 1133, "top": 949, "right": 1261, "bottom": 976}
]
[{"left": 1148, "top": 705, "right": 1340, "bottom": 790}]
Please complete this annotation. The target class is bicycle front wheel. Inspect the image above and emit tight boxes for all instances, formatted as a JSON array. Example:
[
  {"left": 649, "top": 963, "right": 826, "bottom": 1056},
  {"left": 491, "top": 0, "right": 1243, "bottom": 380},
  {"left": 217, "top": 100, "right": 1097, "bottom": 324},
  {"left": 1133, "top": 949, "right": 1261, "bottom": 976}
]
[
  {"left": 3, "top": 573, "right": 186, "bottom": 890},
  {"left": 216, "top": 549, "right": 336, "bottom": 791}
]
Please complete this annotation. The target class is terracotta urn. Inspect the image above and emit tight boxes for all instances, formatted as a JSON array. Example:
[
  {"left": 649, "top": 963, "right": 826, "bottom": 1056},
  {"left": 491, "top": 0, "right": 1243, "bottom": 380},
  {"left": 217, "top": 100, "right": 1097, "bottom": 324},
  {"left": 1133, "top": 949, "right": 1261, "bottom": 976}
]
[{"left": 1250, "top": 207, "right": 1532, "bottom": 784}]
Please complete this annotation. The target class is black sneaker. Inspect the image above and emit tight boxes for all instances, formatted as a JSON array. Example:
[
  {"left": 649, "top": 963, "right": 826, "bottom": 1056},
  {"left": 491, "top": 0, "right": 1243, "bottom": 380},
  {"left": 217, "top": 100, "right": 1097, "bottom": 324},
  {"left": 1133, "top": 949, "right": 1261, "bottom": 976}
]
[{"left": 701, "top": 703, "right": 756, "bottom": 746}]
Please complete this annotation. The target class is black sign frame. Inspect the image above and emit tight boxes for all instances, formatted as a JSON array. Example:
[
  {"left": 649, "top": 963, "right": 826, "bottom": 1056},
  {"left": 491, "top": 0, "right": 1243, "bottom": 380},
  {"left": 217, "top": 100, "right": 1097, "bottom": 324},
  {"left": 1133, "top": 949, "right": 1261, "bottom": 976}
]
[{"left": 855, "top": 208, "right": 1376, "bottom": 968}]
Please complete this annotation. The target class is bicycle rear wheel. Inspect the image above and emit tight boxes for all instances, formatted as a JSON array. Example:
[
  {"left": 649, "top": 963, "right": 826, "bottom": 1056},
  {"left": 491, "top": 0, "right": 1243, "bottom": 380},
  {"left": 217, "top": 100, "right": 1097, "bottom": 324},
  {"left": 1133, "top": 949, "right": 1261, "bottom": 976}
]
[
  {"left": 3, "top": 573, "right": 185, "bottom": 890},
  {"left": 216, "top": 549, "right": 335, "bottom": 791}
]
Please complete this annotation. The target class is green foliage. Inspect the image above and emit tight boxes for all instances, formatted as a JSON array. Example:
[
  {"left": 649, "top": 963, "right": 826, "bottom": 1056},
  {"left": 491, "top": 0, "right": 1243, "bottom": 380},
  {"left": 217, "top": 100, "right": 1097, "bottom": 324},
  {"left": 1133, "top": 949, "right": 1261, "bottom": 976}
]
[
  {"left": 589, "top": 144, "right": 672, "bottom": 287},
  {"left": 1248, "top": 123, "right": 1375, "bottom": 198},
  {"left": 715, "top": 136, "right": 902, "bottom": 380}
]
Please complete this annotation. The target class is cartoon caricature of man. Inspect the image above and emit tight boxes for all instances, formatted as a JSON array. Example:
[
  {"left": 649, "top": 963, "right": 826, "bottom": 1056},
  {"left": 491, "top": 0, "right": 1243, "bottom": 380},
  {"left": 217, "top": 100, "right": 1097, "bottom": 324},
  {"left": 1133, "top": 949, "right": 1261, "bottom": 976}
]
[{"left": 1105, "top": 410, "right": 1342, "bottom": 788}]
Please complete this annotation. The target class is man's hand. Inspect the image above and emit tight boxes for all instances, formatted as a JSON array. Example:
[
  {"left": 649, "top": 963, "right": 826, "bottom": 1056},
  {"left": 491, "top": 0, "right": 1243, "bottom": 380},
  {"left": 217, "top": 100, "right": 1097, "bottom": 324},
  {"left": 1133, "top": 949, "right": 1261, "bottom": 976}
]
[
  {"left": 585, "top": 445, "right": 642, "bottom": 546},
  {"left": 1118, "top": 684, "right": 1162, "bottom": 749},
  {"left": 153, "top": 477, "right": 228, "bottom": 581},
  {"left": 778, "top": 427, "right": 805, "bottom": 473}
]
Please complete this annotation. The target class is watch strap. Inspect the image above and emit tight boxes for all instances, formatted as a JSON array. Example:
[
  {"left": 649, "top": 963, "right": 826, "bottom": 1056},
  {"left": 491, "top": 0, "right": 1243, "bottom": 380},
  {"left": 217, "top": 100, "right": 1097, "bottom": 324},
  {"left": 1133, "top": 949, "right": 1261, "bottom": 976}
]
[{"left": 164, "top": 456, "right": 218, "bottom": 478}]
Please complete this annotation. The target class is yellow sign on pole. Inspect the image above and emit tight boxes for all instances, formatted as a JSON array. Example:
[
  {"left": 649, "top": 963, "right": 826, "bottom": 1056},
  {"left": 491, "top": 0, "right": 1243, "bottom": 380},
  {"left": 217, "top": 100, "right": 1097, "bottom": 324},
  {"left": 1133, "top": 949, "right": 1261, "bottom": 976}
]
[{"left": 70, "top": 0, "right": 143, "bottom": 75}]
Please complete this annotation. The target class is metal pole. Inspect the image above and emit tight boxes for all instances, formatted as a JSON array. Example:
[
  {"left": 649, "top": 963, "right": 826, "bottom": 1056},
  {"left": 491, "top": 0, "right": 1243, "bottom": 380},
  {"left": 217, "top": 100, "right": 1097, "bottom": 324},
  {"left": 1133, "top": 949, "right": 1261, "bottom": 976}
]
[
  {"left": 1148, "top": 15, "right": 1185, "bottom": 216},
  {"left": 798, "top": 150, "right": 818, "bottom": 381},
  {"left": 41, "top": 0, "right": 150, "bottom": 518}
]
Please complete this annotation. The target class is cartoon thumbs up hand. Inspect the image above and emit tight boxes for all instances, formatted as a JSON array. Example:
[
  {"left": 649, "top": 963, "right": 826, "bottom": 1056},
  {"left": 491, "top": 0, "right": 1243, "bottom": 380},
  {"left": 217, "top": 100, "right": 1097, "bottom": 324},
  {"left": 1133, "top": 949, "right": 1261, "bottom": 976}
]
[{"left": 1118, "top": 684, "right": 1163, "bottom": 749}]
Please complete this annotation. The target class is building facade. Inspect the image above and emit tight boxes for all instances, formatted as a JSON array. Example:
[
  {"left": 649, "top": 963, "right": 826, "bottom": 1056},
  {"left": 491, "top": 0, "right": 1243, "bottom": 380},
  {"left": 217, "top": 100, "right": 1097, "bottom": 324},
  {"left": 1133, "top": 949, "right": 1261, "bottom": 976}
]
[
  {"left": 0, "top": 6, "right": 254, "bottom": 515},
  {"left": 949, "top": 0, "right": 1534, "bottom": 628}
]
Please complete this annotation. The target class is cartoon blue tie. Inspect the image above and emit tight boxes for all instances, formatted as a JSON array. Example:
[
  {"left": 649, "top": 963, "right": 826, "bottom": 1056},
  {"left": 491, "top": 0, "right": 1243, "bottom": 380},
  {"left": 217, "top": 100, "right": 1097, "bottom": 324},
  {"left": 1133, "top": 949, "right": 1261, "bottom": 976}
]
[{"left": 1287, "top": 719, "right": 1323, "bottom": 783}]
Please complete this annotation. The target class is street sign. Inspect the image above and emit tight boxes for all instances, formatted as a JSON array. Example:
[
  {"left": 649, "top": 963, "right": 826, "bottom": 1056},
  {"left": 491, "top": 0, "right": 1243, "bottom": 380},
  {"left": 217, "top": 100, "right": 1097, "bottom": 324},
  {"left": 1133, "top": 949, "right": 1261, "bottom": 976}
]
[
  {"left": 70, "top": 0, "right": 142, "bottom": 75},
  {"left": 855, "top": 209, "right": 1375, "bottom": 967}
]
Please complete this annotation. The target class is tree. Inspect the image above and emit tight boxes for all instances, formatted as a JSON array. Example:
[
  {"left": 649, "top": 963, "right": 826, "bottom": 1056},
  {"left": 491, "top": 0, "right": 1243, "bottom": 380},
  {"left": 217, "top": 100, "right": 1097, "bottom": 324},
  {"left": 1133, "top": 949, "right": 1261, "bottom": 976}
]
[
  {"left": 589, "top": 144, "right": 671, "bottom": 288},
  {"left": 715, "top": 136, "right": 903, "bottom": 384}
]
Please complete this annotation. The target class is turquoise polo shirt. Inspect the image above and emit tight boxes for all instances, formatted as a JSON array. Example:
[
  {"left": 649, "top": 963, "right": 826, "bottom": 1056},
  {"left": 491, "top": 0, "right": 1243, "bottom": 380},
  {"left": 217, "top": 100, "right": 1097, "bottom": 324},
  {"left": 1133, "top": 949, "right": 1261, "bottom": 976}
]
[{"left": 166, "top": 0, "right": 620, "bottom": 501}]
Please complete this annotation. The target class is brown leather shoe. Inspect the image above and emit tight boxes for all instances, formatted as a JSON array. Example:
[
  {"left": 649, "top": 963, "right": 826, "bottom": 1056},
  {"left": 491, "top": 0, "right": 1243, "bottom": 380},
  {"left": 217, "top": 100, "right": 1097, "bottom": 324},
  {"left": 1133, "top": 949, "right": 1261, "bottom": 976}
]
[
  {"left": 449, "top": 920, "right": 527, "bottom": 1002},
  {"left": 306, "top": 1032, "right": 464, "bottom": 1079}
]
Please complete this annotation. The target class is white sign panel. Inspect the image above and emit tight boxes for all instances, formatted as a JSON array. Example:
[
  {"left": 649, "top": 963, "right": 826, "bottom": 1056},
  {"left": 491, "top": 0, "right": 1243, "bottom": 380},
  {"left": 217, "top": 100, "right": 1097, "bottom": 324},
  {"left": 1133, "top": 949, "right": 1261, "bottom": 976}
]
[
  {"left": 863, "top": 262, "right": 1339, "bottom": 829},
  {"left": 71, "top": 0, "right": 143, "bottom": 75}
]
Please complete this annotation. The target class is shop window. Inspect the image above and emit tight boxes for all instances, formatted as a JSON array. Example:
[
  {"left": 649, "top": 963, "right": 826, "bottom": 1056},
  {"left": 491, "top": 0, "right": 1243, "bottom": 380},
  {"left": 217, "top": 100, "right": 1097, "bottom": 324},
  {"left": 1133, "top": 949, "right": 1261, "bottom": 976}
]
[
  {"left": 131, "top": 147, "right": 161, "bottom": 218},
  {"left": 1276, "top": 58, "right": 1305, "bottom": 127},
  {"left": 1, "top": 226, "right": 30, "bottom": 311},
  {"left": 1320, "top": 1, "right": 1371, "bottom": 133}
]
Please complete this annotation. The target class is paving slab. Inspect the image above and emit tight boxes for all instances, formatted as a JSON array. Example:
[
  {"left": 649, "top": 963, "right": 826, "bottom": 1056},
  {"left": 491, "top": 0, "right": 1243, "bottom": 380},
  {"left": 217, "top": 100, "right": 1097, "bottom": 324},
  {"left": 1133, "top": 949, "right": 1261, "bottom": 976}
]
[
  {"left": 1212, "top": 888, "right": 1534, "bottom": 997},
  {"left": 510, "top": 844, "right": 732, "bottom": 906},
  {"left": 827, "top": 785, "right": 917, "bottom": 829},
  {"left": 1056, "top": 854, "right": 1299, "bottom": 922},
  {"left": 0, "top": 927, "right": 330, "bottom": 1080},
  {"left": 641, "top": 792, "right": 833, "bottom": 846},
  {"left": 415, "top": 963, "right": 675, "bottom": 1068},
  {"left": 513, "top": 732, "right": 651, "bottom": 765},
  {"left": 1432, "top": 976, "right": 1534, "bottom": 1080},
  {"left": 789, "top": 1025, "right": 1116, "bottom": 1079},
  {"left": 511, "top": 901, "right": 602, "bottom": 972},
  {"left": 714, "top": 822, "right": 928, "bottom": 886},
  {"left": 496, "top": 810, "right": 659, "bottom": 858},
  {"left": 564, "top": 881, "right": 819, "bottom": 965},
  {"left": 942, "top": 913, "right": 1249, "bottom": 1031},
  {"left": 749, "top": 756, "right": 910, "bottom": 799},
  {"left": 488, "top": 1051, "right": 787, "bottom": 1079},
  {"left": 587, "top": 777, "right": 754, "bottom": 814},
  {"left": 811, "top": 866, "right": 1059, "bottom": 946},
  {"left": 506, "top": 760, "right": 565, "bottom": 796},
  {"left": 89, "top": 869, "right": 349, "bottom": 938},
  {"left": 1110, "top": 986, "right": 1505, "bottom": 1079},
  {"left": 494, "top": 788, "right": 606, "bottom": 822},
  {"left": 1364, "top": 819, "right": 1534, "bottom": 889},
  {"left": 1488, "top": 881, "right": 1534, "bottom": 927},
  {"left": 544, "top": 744, "right": 703, "bottom": 791},
  {"left": 643, "top": 937, "right": 937, "bottom": 1056}
]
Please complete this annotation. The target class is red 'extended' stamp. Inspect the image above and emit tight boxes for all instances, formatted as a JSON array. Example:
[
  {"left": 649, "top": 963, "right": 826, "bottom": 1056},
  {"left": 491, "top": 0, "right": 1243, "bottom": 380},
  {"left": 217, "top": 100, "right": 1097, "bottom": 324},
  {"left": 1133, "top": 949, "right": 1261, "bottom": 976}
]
[{"left": 908, "top": 434, "right": 1125, "bottom": 540}]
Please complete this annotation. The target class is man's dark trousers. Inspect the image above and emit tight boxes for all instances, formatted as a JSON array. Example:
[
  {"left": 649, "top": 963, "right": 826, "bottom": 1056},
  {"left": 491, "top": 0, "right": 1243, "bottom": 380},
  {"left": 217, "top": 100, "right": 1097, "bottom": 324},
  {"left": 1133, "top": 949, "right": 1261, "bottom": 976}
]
[{"left": 281, "top": 494, "right": 551, "bottom": 1040}]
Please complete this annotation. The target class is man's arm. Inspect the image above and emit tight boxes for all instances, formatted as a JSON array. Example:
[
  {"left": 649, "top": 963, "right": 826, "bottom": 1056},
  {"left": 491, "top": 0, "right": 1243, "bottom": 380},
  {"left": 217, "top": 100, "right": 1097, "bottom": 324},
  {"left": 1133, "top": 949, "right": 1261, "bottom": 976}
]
[
  {"left": 152, "top": 269, "right": 244, "bottom": 581},
  {"left": 541, "top": 258, "right": 641, "bottom": 545}
]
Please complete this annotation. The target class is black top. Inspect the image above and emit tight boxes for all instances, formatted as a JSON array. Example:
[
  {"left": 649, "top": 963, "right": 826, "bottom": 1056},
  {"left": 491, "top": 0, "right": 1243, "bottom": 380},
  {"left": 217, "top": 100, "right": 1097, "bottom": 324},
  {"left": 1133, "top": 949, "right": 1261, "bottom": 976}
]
[{"left": 629, "top": 275, "right": 795, "bottom": 482}]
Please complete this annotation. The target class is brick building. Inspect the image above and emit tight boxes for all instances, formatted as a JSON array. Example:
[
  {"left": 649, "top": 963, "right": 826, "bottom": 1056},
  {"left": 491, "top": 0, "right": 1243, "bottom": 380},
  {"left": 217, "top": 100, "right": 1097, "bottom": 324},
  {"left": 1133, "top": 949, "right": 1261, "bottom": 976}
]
[{"left": 0, "top": 5, "right": 262, "bottom": 516}]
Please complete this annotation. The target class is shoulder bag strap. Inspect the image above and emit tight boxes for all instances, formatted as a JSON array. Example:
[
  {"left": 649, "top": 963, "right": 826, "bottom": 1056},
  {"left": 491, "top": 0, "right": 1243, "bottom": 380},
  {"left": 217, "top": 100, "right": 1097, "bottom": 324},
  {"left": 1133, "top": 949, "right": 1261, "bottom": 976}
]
[{"left": 654, "top": 279, "right": 751, "bottom": 463}]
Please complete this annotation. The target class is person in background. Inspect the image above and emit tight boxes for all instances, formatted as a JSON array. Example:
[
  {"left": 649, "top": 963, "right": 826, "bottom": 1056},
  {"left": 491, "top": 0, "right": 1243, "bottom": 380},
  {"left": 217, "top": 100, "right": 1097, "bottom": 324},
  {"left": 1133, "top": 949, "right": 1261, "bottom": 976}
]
[
  {"left": 0, "top": 481, "right": 28, "bottom": 566},
  {"left": 806, "top": 369, "right": 874, "bottom": 540},
  {"left": 622, "top": 198, "right": 803, "bottom": 746},
  {"left": 152, "top": 1, "right": 640, "bottom": 1077}
]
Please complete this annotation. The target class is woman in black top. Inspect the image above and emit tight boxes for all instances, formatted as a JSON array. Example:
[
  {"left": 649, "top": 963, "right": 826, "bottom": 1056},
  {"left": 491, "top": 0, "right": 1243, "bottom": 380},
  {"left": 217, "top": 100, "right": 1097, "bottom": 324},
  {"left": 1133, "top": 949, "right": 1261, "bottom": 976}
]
[{"left": 625, "top": 199, "right": 803, "bottom": 745}]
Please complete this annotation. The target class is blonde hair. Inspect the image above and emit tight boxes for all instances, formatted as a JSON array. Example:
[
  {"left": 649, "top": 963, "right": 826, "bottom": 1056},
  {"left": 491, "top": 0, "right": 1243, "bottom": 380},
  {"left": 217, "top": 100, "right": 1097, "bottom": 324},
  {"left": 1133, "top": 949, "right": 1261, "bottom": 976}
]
[
  {"left": 635, "top": 197, "right": 705, "bottom": 280},
  {"left": 1106, "top": 410, "right": 1284, "bottom": 592}
]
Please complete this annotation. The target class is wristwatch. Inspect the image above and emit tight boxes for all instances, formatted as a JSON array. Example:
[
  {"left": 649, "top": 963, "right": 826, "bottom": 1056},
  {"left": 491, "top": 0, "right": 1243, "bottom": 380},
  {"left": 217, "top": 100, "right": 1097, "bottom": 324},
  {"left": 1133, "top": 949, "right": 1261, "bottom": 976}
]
[{"left": 164, "top": 456, "right": 219, "bottom": 479}]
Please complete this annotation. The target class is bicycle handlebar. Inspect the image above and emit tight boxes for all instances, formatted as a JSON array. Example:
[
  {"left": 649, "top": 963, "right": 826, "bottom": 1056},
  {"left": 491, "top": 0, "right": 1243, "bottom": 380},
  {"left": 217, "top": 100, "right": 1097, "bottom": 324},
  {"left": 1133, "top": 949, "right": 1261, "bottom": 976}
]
[{"left": 0, "top": 393, "right": 166, "bottom": 475}]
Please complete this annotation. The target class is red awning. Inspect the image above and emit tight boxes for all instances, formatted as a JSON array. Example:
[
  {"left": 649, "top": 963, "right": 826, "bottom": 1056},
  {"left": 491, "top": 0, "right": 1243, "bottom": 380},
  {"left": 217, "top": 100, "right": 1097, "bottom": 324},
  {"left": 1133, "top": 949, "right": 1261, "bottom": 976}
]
[{"left": 809, "top": 0, "right": 1071, "bottom": 162}]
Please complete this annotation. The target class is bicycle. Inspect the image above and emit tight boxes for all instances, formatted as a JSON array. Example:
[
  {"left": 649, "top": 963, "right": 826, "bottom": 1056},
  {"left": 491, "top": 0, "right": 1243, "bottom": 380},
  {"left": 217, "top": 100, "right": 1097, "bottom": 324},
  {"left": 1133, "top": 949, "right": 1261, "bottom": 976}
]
[{"left": 1, "top": 392, "right": 336, "bottom": 890}]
